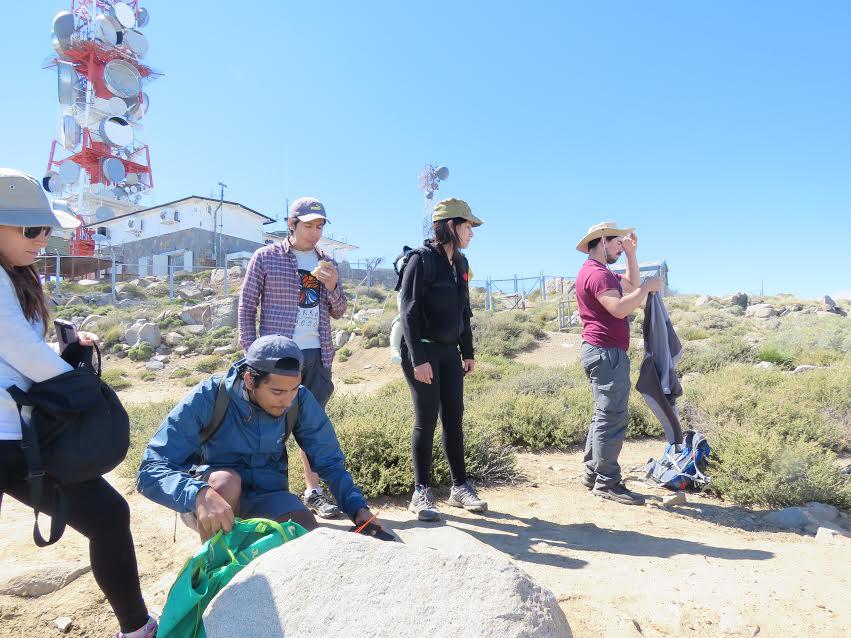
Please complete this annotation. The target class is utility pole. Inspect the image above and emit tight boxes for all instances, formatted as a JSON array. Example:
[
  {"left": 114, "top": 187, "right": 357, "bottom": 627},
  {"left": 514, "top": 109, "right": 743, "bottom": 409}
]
[{"left": 212, "top": 182, "right": 227, "bottom": 266}]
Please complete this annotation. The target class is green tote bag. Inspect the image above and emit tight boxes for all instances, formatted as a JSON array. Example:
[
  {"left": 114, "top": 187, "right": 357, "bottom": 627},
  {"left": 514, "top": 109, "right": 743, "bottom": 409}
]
[{"left": 158, "top": 518, "right": 307, "bottom": 638}]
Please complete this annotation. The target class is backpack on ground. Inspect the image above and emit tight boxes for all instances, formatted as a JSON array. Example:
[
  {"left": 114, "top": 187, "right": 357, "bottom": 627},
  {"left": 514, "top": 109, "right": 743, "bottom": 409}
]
[
  {"left": 200, "top": 375, "right": 300, "bottom": 445},
  {"left": 644, "top": 430, "right": 711, "bottom": 491},
  {"left": 5, "top": 342, "right": 130, "bottom": 546}
]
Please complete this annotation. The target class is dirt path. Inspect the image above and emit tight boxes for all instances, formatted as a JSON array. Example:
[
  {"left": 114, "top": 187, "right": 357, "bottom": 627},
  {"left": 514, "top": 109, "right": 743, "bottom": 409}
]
[
  {"left": 515, "top": 331, "right": 584, "bottom": 367},
  {"left": 1, "top": 440, "right": 848, "bottom": 637}
]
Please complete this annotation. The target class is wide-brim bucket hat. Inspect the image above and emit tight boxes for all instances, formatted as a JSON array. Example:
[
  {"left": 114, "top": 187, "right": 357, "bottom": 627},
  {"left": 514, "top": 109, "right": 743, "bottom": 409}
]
[
  {"left": 0, "top": 168, "right": 80, "bottom": 229},
  {"left": 576, "top": 221, "right": 633, "bottom": 254}
]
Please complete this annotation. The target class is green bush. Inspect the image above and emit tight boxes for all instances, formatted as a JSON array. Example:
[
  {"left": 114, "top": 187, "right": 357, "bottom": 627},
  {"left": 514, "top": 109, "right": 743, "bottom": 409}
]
[
  {"left": 472, "top": 311, "right": 545, "bottom": 358},
  {"left": 127, "top": 342, "right": 155, "bottom": 362},
  {"left": 101, "top": 368, "right": 130, "bottom": 390},
  {"left": 102, "top": 324, "right": 125, "bottom": 348},
  {"left": 758, "top": 344, "right": 795, "bottom": 369},
  {"left": 195, "top": 355, "right": 227, "bottom": 374},
  {"left": 678, "top": 336, "right": 757, "bottom": 375},
  {"left": 184, "top": 375, "right": 203, "bottom": 387},
  {"left": 158, "top": 314, "right": 185, "bottom": 331},
  {"left": 119, "top": 401, "right": 175, "bottom": 478},
  {"left": 170, "top": 368, "right": 191, "bottom": 378},
  {"left": 679, "top": 326, "right": 709, "bottom": 341},
  {"left": 184, "top": 327, "right": 236, "bottom": 355},
  {"left": 337, "top": 347, "right": 351, "bottom": 362},
  {"left": 118, "top": 283, "right": 146, "bottom": 299},
  {"left": 140, "top": 370, "right": 157, "bottom": 382}
]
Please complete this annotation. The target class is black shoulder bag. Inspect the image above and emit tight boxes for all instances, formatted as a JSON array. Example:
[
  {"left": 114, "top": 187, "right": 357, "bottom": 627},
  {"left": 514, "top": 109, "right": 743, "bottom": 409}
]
[{"left": 5, "top": 342, "right": 130, "bottom": 546}]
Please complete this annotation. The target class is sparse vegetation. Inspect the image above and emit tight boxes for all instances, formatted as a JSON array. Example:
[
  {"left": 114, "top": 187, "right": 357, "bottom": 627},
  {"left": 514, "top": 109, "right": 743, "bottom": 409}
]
[
  {"left": 101, "top": 368, "right": 130, "bottom": 390},
  {"left": 127, "top": 342, "right": 155, "bottom": 362},
  {"left": 194, "top": 355, "right": 227, "bottom": 374},
  {"left": 337, "top": 347, "right": 351, "bottom": 362}
]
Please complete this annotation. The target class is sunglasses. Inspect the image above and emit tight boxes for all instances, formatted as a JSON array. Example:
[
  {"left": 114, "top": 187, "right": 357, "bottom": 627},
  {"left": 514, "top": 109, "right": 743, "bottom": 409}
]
[{"left": 22, "top": 226, "right": 53, "bottom": 240}]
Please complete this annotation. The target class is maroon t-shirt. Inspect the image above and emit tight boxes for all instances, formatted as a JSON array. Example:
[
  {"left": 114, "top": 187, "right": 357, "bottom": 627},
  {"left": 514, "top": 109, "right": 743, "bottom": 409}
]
[{"left": 576, "top": 259, "right": 630, "bottom": 351}]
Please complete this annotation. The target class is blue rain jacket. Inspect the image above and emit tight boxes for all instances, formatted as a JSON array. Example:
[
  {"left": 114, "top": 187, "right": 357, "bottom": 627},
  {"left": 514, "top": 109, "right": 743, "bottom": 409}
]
[{"left": 137, "top": 362, "right": 367, "bottom": 519}]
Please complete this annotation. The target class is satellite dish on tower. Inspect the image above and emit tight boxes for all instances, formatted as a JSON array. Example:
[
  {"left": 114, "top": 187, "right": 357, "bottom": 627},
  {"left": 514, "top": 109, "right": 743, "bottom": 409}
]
[
  {"left": 436, "top": 166, "right": 449, "bottom": 180},
  {"left": 95, "top": 205, "right": 115, "bottom": 222}
]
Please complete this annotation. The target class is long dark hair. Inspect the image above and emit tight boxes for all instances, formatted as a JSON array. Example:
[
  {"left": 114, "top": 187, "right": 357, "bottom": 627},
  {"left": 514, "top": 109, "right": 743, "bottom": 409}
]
[
  {"left": 1, "top": 262, "right": 49, "bottom": 335},
  {"left": 430, "top": 217, "right": 466, "bottom": 267}
]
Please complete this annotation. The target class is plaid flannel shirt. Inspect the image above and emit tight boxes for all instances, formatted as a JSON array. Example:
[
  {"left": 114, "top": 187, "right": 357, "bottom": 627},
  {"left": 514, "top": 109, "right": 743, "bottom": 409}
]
[{"left": 238, "top": 240, "right": 347, "bottom": 368}]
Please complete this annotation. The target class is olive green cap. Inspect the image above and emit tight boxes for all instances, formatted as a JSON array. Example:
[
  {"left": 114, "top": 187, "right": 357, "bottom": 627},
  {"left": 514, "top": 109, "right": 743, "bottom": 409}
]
[{"left": 431, "top": 197, "right": 484, "bottom": 227}]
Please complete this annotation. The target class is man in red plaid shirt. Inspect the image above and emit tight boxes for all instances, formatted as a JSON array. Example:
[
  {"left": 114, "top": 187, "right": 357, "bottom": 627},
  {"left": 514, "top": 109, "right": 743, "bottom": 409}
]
[{"left": 238, "top": 197, "right": 348, "bottom": 518}]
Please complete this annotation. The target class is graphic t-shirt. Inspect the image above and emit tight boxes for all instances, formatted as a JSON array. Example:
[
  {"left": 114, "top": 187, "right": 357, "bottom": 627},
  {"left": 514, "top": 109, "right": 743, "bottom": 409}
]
[
  {"left": 291, "top": 249, "right": 321, "bottom": 350},
  {"left": 576, "top": 258, "right": 630, "bottom": 351}
]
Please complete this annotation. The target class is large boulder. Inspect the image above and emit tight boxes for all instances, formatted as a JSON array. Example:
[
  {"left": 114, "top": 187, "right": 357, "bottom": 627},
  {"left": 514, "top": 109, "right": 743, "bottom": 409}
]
[
  {"left": 730, "top": 292, "right": 749, "bottom": 309},
  {"left": 165, "top": 332, "right": 185, "bottom": 347},
  {"left": 204, "top": 528, "right": 570, "bottom": 638},
  {"left": 181, "top": 303, "right": 211, "bottom": 328},
  {"left": 137, "top": 323, "right": 162, "bottom": 348},
  {"left": 823, "top": 295, "right": 836, "bottom": 311},
  {"left": 211, "top": 297, "right": 240, "bottom": 329},
  {"left": 0, "top": 561, "right": 91, "bottom": 597},
  {"left": 334, "top": 330, "right": 350, "bottom": 349},
  {"left": 745, "top": 303, "right": 776, "bottom": 319}
]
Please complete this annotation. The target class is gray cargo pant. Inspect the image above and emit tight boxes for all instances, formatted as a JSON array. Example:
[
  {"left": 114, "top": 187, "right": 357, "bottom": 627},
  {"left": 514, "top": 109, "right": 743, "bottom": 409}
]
[{"left": 580, "top": 341, "right": 631, "bottom": 488}]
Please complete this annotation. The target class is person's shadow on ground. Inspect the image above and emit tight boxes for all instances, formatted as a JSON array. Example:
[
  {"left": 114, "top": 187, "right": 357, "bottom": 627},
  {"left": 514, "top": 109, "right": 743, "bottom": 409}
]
[{"left": 387, "top": 509, "right": 773, "bottom": 571}]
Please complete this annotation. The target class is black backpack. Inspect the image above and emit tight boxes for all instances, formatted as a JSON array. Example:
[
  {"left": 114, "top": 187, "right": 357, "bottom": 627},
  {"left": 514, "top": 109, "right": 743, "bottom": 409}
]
[
  {"left": 6, "top": 342, "right": 130, "bottom": 546},
  {"left": 393, "top": 245, "right": 437, "bottom": 292},
  {"left": 199, "top": 375, "right": 300, "bottom": 446}
]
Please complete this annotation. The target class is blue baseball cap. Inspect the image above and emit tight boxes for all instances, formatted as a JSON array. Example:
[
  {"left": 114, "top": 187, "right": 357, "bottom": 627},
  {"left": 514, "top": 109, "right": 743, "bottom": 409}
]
[
  {"left": 246, "top": 335, "right": 303, "bottom": 377},
  {"left": 289, "top": 196, "right": 330, "bottom": 223}
]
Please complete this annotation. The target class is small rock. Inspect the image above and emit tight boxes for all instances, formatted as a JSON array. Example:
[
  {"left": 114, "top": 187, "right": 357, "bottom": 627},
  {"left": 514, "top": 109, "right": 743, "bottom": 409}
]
[
  {"left": 662, "top": 492, "right": 687, "bottom": 507},
  {"left": 814, "top": 526, "right": 849, "bottom": 545},
  {"left": 695, "top": 295, "right": 712, "bottom": 307},
  {"left": 152, "top": 354, "right": 170, "bottom": 364},
  {"left": 173, "top": 346, "right": 190, "bottom": 356},
  {"left": 754, "top": 361, "right": 775, "bottom": 370},
  {"left": 791, "top": 365, "right": 818, "bottom": 374},
  {"left": 79, "top": 314, "right": 105, "bottom": 331},
  {"left": 145, "top": 360, "right": 165, "bottom": 371},
  {"left": 164, "top": 332, "right": 185, "bottom": 347},
  {"left": 54, "top": 616, "right": 73, "bottom": 633},
  {"left": 213, "top": 345, "right": 235, "bottom": 355},
  {"left": 64, "top": 295, "right": 85, "bottom": 306},
  {"left": 185, "top": 324, "right": 206, "bottom": 335}
]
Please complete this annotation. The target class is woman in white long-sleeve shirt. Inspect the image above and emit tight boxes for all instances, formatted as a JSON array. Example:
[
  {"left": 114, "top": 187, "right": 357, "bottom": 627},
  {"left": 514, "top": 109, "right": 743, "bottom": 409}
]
[{"left": 0, "top": 169, "right": 156, "bottom": 638}]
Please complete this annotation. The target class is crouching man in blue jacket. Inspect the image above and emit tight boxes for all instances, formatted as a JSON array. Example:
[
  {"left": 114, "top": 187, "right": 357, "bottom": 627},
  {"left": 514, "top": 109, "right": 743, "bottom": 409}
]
[{"left": 137, "top": 335, "right": 380, "bottom": 540}]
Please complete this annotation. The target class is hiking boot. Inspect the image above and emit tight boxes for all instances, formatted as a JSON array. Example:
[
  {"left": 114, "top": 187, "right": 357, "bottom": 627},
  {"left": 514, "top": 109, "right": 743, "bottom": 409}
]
[
  {"left": 408, "top": 485, "right": 440, "bottom": 521},
  {"left": 581, "top": 474, "right": 596, "bottom": 490},
  {"left": 304, "top": 489, "right": 340, "bottom": 519},
  {"left": 115, "top": 615, "right": 157, "bottom": 638},
  {"left": 447, "top": 480, "right": 488, "bottom": 513},
  {"left": 592, "top": 482, "right": 646, "bottom": 506}
]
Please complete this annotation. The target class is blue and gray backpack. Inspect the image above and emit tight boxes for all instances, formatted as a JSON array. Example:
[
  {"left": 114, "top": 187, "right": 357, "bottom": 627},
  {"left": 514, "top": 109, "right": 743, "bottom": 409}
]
[{"left": 645, "top": 430, "right": 711, "bottom": 491}]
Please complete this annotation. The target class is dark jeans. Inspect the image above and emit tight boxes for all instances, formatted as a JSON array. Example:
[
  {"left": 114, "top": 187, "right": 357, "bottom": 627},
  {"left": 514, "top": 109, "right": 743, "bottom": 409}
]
[
  {"left": 301, "top": 347, "right": 334, "bottom": 408},
  {"left": 580, "top": 342, "right": 631, "bottom": 488},
  {"left": 401, "top": 340, "right": 468, "bottom": 488},
  {"left": 0, "top": 440, "right": 148, "bottom": 633}
]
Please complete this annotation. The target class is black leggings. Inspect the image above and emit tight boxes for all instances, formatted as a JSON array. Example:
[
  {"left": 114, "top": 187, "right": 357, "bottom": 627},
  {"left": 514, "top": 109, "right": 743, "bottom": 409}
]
[
  {"left": 0, "top": 441, "right": 148, "bottom": 634},
  {"left": 401, "top": 340, "right": 468, "bottom": 488}
]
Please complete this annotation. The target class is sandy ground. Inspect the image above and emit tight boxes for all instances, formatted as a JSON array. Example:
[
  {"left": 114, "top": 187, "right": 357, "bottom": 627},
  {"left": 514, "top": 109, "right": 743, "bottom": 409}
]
[
  {"left": 2, "top": 333, "right": 850, "bottom": 637},
  {"left": 1, "top": 441, "right": 849, "bottom": 637}
]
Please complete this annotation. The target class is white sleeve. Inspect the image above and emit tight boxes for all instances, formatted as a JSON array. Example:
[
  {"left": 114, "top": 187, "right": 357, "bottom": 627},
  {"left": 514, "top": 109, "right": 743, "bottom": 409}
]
[{"left": 0, "top": 270, "right": 71, "bottom": 382}]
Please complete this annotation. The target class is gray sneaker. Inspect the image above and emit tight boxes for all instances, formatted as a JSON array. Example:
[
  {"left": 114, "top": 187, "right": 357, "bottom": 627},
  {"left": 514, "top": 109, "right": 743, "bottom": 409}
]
[
  {"left": 447, "top": 480, "right": 488, "bottom": 513},
  {"left": 592, "top": 482, "right": 646, "bottom": 506},
  {"left": 304, "top": 489, "right": 341, "bottom": 518},
  {"left": 409, "top": 485, "right": 440, "bottom": 521}
]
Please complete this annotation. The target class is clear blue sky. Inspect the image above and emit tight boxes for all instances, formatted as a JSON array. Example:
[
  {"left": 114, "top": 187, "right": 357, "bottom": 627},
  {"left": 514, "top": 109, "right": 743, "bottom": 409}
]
[{"left": 3, "top": 1, "right": 850, "bottom": 299}]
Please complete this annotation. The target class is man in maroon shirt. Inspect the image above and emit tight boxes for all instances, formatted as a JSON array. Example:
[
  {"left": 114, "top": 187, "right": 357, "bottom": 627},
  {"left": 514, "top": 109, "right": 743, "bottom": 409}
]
[{"left": 575, "top": 222, "right": 661, "bottom": 505}]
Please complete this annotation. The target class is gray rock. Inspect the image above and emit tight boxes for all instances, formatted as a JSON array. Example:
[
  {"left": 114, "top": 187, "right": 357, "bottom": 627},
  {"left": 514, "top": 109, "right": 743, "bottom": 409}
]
[
  {"left": 65, "top": 295, "right": 85, "bottom": 306},
  {"left": 694, "top": 295, "right": 712, "bottom": 307},
  {"left": 334, "top": 330, "right": 350, "bottom": 349},
  {"left": 145, "top": 360, "right": 165, "bottom": 371},
  {"left": 753, "top": 306, "right": 776, "bottom": 319},
  {"left": 116, "top": 298, "right": 140, "bottom": 308},
  {"left": 214, "top": 344, "right": 236, "bottom": 355},
  {"left": 804, "top": 502, "right": 839, "bottom": 524},
  {"left": 54, "top": 616, "right": 73, "bottom": 633},
  {"left": 823, "top": 295, "right": 836, "bottom": 310},
  {"left": 136, "top": 323, "right": 162, "bottom": 348},
  {"left": 210, "top": 265, "right": 247, "bottom": 285},
  {"left": 211, "top": 297, "right": 239, "bottom": 329},
  {"left": 814, "top": 526, "right": 850, "bottom": 545},
  {"left": 165, "top": 332, "right": 185, "bottom": 346},
  {"left": 0, "top": 562, "right": 91, "bottom": 597},
  {"left": 127, "top": 278, "right": 142, "bottom": 287},
  {"left": 204, "top": 528, "right": 571, "bottom": 638},
  {"left": 185, "top": 324, "right": 206, "bottom": 335},
  {"left": 177, "top": 285, "right": 206, "bottom": 301},
  {"left": 762, "top": 507, "right": 816, "bottom": 530},
  {"left": 79, "top": 314, "right": 105, "bottom": 331},
  {"left": 754, "top": 361, "right": 775, "bottom": 370},
  {"left": 181, "top": 303, "right": 211, "bottom": 327},
  {"left": 152, "top": 354, "right": 170, "bottom": 364},
  {"left": 352, "top": 308, "right": 384, "bottom": 324},
  {"left": 173, "top": 346, "right": 190, "bottom": 356},
  {"left": 730, "top": 292, "right": 749, "bottom": 308},
  {"left": 123, "top": 325, "right": 141, "bottom": 346},
  {"left": 791, "top": 365, "right": 818, "bottom": 374}
]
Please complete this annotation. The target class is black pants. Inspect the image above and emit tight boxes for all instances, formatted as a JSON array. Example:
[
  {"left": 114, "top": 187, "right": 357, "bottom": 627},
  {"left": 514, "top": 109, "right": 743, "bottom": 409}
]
[
  {"left": 0, "top": 440, "right": 148, "bottom": 634},
  {"left": 401, "top": 340, "right": 468, "bottom": 488}
]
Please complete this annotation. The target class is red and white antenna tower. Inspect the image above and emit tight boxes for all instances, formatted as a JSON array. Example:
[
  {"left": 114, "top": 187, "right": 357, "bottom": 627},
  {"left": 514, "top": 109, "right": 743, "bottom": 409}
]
[
  {"left": 44, "top": 0, "right": 160, "bottom": 256},
  {"left": 417, "top": 164, "right": 449, "bottom": 239}
]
